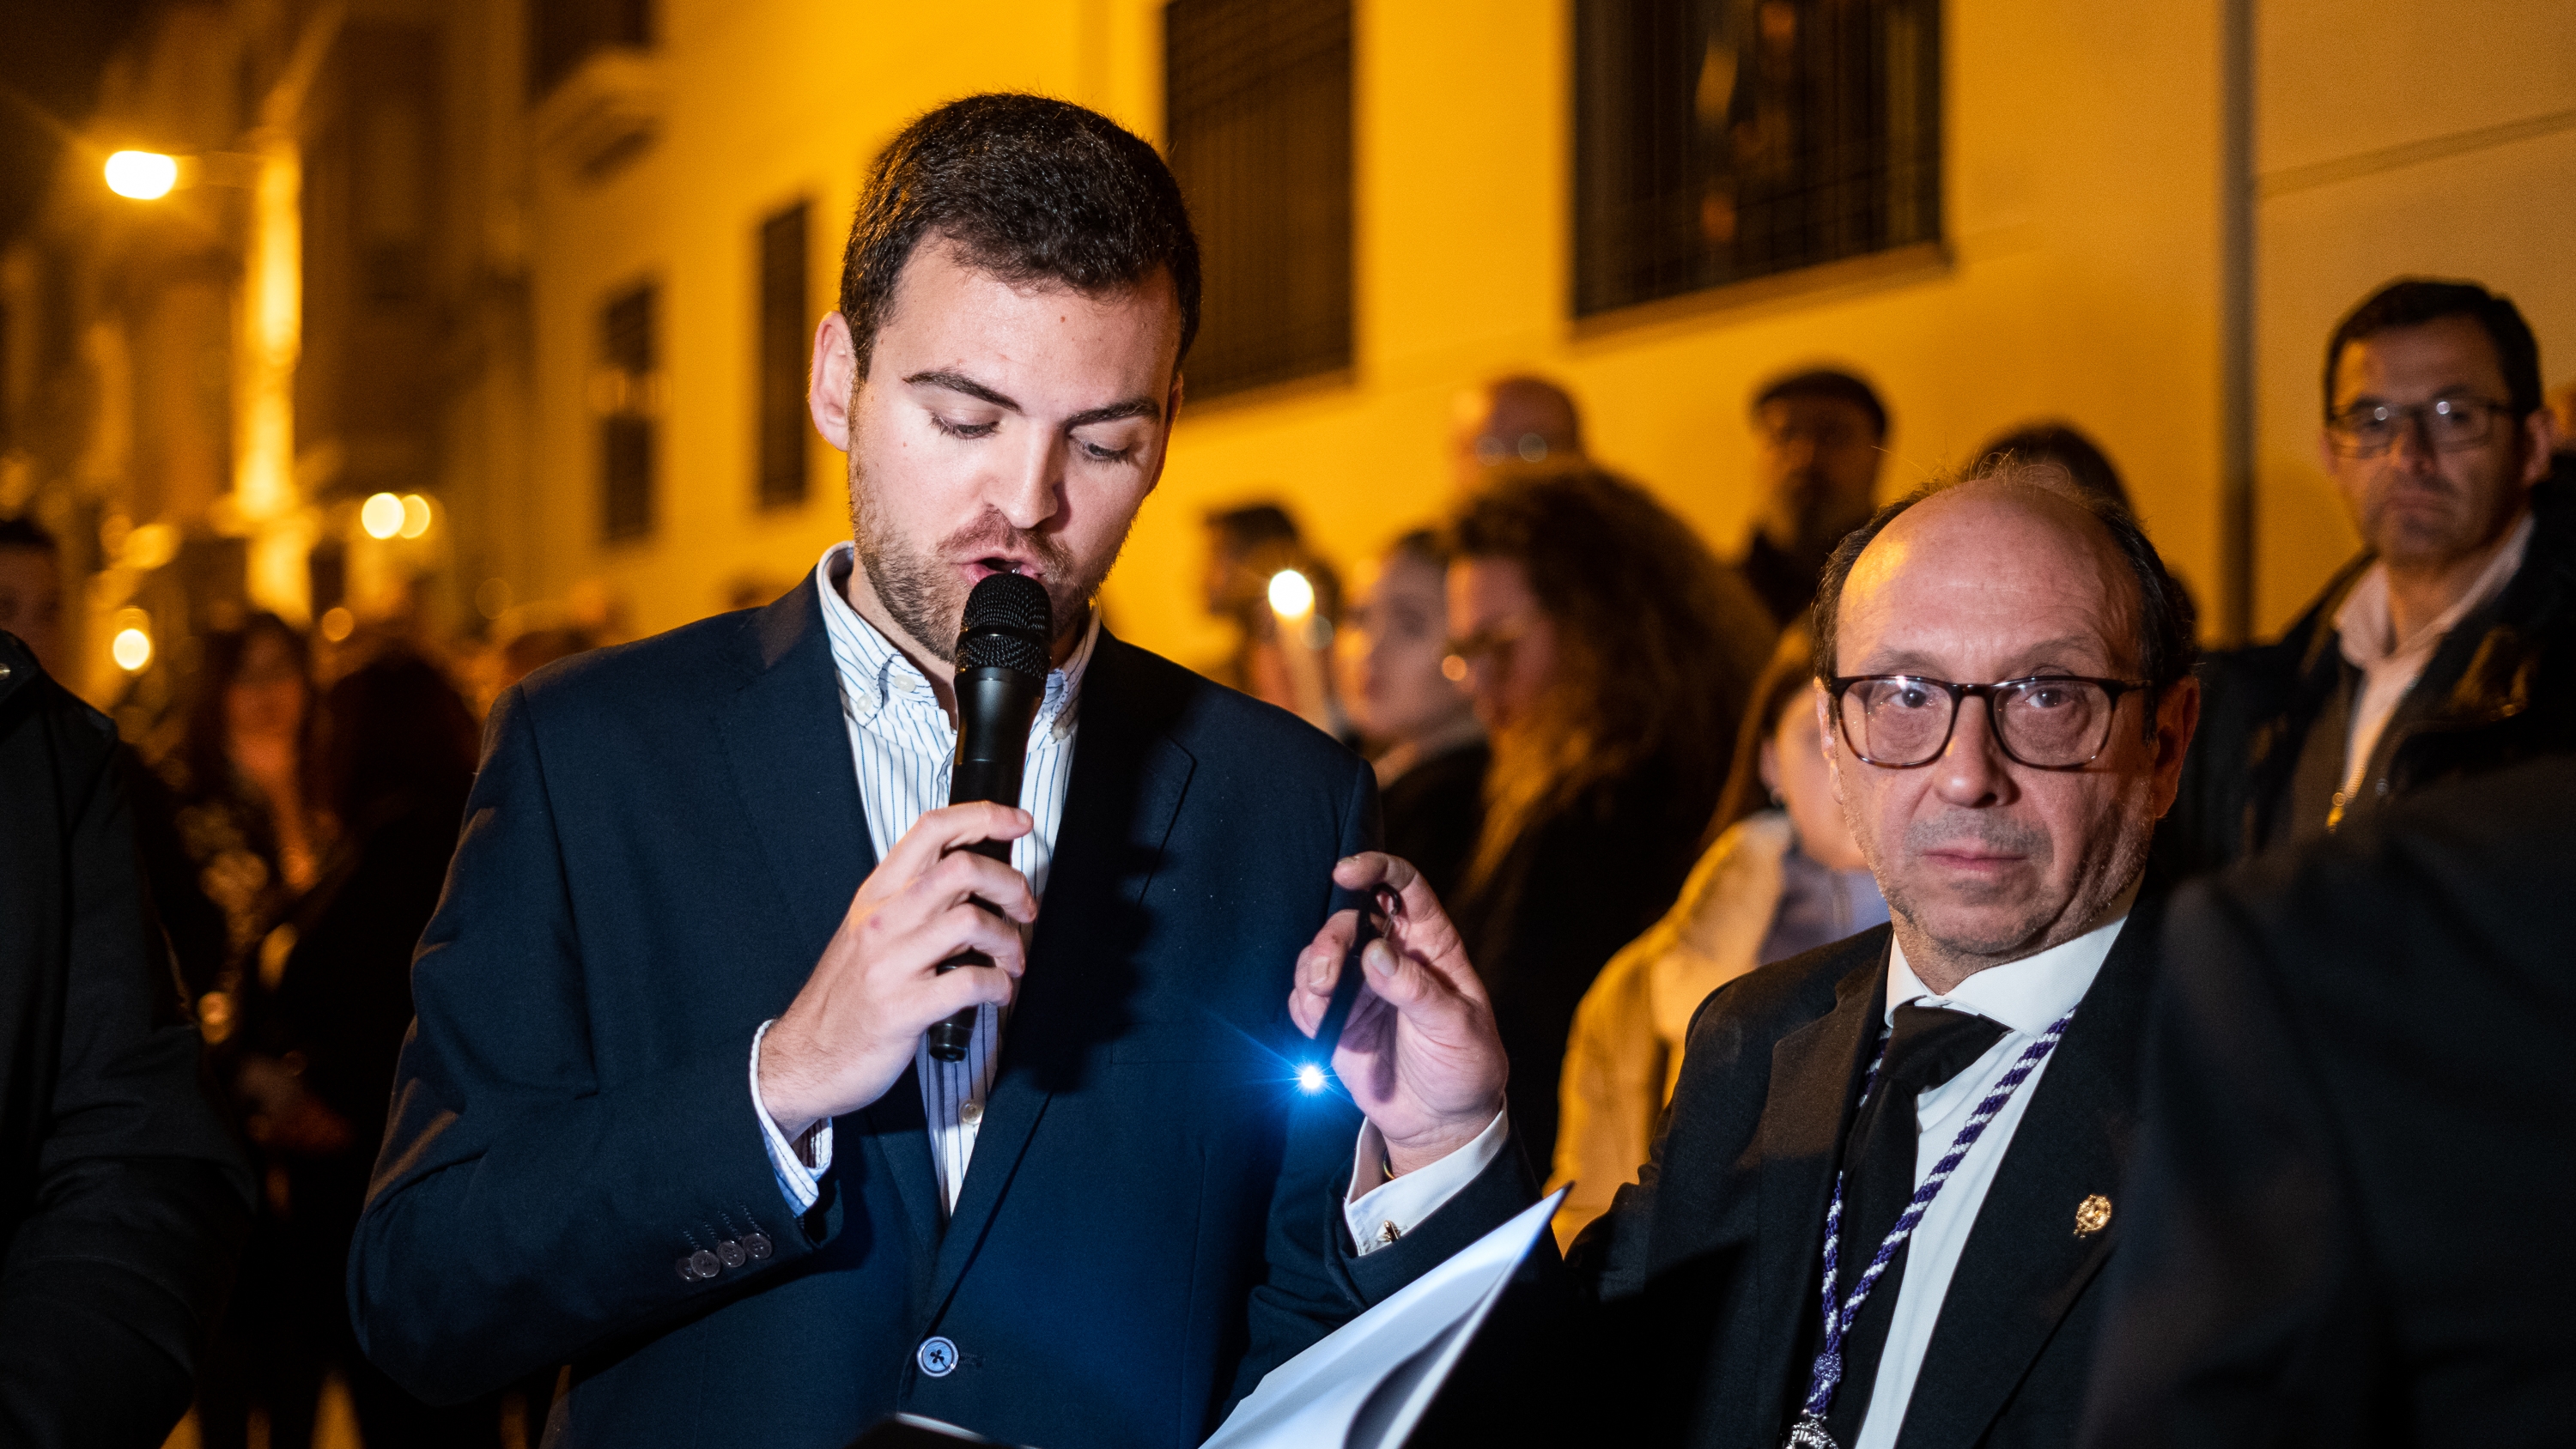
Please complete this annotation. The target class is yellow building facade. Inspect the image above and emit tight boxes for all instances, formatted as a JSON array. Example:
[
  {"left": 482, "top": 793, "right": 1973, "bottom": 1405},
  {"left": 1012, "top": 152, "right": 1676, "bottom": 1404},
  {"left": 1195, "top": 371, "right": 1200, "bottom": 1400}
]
[{"left": 515, "top": 0, "right": 2576, "bottom": 668}]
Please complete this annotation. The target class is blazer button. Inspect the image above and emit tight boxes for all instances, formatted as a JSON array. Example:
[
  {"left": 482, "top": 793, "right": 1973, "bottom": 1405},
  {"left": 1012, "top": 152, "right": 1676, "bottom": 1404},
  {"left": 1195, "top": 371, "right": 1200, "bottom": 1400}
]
[
  {"left": 717, "top": 1240, "right": 747, "bottom": 1269},
  {"left": 917, "top": 1337, "right": 959, "bottom": 1378},
  {"left": 675, "top": 1256, "right": 700, "bottom": 1282},
  {"left": 688, "top": 1248, "right": 721, "bottom": 1279},
  {"left": 742, "top": 1232, "right": 773, "bottom": 1260}
]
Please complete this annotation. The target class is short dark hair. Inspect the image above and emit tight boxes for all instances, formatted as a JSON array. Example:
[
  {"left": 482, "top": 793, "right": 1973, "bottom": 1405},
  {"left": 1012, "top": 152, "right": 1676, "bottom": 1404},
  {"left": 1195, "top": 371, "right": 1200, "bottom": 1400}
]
[
  {"left": 2324, "top": 278, "right": 2543, "bottom": 422},
  {"left": 1752, "top": 368, "right": 1889, "bottom": 440},
  {"left": 1813, "top": 469, "right": 2199, "bottom": 716},
  {"left": 1971, "top": 422, "right": 2129, "bottom": 512},
  {"left": 0, "top": 515, "right": 58, "bottom": 556},
  {"left": 1204, "top": 503, "right": 1300, "bottom": 555},
  {"left": 1386, "top": 526, "right": 1449, "bottom": 570},
  {"left": 837, "top": 94, "right": 1202, "bottom": 383}
]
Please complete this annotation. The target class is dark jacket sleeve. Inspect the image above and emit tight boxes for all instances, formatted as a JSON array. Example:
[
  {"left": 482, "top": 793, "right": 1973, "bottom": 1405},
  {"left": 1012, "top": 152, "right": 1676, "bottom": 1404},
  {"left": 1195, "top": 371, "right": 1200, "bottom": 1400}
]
[
  {"left": 347, "top": 684, "right": 823, "bottom": 1404},
  {"left": 1226, "top": 758, "right": 1540, "bottom": 1416},
  {"left": 2075, "top": 878, "right": 2368, "bottom": 1449},
  {"left": 0, "top": 684, "right": 253, "bottom": 1449}
]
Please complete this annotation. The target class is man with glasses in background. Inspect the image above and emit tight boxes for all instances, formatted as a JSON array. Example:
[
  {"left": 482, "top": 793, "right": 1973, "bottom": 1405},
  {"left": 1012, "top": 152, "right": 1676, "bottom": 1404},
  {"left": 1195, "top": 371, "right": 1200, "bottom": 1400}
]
[
  {"left": 2163, "top": 277, "right": 2573, "bottom": 875},
  {"left": 1353, "top": 461, "right": 2199, "bottom": 1445}
]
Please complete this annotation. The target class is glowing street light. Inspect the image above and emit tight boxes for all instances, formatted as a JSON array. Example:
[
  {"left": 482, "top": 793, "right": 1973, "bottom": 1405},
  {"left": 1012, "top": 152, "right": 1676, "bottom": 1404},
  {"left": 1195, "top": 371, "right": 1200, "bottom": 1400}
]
[
  {"left": 361, "top": 491, "right": 405, "bottom": 539},
  {"left": 104, "top": 150, "right": 179, "bottom": 200}
]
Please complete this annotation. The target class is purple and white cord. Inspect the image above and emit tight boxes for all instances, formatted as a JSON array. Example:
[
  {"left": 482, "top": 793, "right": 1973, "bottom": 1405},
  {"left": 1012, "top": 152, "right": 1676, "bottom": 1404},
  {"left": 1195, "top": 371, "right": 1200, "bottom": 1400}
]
[{"left": 1785, "top": 1005, "right": 2079, "bottom": 1448}]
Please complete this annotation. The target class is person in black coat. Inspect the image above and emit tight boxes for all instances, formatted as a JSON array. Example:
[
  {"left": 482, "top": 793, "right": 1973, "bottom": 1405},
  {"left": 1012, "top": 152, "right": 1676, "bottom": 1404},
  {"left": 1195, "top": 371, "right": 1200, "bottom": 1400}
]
[
  {"left": 0, "top": 629, "right": 253, "bottom": 1447},
  {"left": 1442, "top": 465, "right": 1775, "bottom": 1170},
  {"left": 1555, "top": 468, "right": 2203, "bottom": 1447},
  {"left": 2081, "top": 757, "right": 2576, "bottom": 1449},
  {"left": 231, "top": 649, "right": 492, "bottom": 1448}
]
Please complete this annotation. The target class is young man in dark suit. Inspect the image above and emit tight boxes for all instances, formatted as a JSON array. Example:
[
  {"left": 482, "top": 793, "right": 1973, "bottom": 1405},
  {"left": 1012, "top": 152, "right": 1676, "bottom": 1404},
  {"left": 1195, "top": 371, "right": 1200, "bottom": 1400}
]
[
  {"left": 349, "top": 96, "right": 1521, "bottom": 1449},
  {"left": 1521, "top": 463, "right": 2202, "bottom": 1447}
]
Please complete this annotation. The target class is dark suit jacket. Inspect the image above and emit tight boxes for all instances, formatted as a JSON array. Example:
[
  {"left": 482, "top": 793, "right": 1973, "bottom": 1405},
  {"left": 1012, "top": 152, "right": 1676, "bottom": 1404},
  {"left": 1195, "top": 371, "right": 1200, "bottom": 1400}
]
[
  {"left": 1567, "top": 900, "right": 2161, "bottom": 1449},
  {"left": 2082, "top": 762, "right": 2576, "bottom": 1449},
  {"left": 0, "top": 634, "right": 253, "bottom": 1448},
  {"left": 349, "top": 581, "right": 1529, "bottom": 1449}
]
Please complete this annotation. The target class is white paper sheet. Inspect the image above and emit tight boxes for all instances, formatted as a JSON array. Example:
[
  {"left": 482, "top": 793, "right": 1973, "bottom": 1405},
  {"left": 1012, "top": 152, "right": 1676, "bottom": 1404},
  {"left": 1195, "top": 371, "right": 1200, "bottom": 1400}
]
[{"left": 1200, "top": 1187, "right": 1569, "bottom": 1449}]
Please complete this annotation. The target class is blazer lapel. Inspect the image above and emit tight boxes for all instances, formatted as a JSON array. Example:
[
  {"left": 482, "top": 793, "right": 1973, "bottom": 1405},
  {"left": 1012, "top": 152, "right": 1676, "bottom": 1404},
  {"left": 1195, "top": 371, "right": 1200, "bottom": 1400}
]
[
  {"left": 1893, "top": 899, "right": 2161, "bottom": 1449},
  {"left": 714, "top": 580, "right": 945, "bottom": 1262},
  {"left": 1746, "top": 949, "right": 1888, "bottom": 1432},
  {"left": 921, "top": 634, "right": 1196, "bottom": 1319}
]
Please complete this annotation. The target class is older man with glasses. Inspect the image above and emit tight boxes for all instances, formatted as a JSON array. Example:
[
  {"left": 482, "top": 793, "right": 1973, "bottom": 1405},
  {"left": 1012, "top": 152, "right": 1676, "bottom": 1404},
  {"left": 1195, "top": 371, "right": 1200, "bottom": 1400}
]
[
  {"left": 2161, "top": 276, "right": 2573, "bottom": 876},
  {"left": 1535, "top": 461, "right": 2200, "bottom": 1448}
]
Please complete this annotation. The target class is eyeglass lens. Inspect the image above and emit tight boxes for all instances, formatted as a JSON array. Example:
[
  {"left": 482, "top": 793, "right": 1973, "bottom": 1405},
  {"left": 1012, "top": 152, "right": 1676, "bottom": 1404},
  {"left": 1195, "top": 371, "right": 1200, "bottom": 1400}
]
[
  {"left": 1842, "top": 677, "right": 2116, "bottom": 767},
  {"left": 2333, "top": 398, "right": 2498, "bottom": 455}
]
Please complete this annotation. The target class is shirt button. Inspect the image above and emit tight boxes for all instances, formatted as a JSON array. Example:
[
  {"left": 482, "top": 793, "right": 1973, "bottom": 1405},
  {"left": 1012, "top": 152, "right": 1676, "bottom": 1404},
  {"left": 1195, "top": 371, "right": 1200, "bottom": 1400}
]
[
  {"left": 959, "top": 1100, "right": 985, "bottom": 1127},
  {"left": 917, "top": 1336, "right": 959, "bottom": 1377}
]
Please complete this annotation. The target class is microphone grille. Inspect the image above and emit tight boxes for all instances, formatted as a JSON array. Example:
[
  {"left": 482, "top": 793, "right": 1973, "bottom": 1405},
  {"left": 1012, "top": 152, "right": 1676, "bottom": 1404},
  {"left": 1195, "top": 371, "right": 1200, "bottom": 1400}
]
[
  {"left": 961, "top": 571, "right": 1052, "bottom": 639},
  {"left": 957, "top": 572, "right": 1053, "bottom": 682},
  {"left": 958, "top": 628, "right": 1050, "bottom": 679}
]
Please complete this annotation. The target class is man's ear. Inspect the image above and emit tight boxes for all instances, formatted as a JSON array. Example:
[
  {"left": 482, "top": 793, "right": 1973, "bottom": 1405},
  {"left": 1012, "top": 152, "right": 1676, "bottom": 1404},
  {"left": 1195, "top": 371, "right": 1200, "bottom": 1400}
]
[
  {"left": 809, "top": 312, "right": 860, "bottom": 452},
  {"left": 2518, "top": 407, "right": 2559, "bottom": 488},
  {"left": 1815, "top": 686, "right": 1849, "bottom": 807}
]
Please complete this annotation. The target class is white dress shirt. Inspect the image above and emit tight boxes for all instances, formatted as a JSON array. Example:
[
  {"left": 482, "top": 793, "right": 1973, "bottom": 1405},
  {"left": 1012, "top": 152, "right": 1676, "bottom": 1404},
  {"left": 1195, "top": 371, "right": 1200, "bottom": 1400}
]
[
  {"left": 753, "top": 544, "right": 1500, "bottom": 1248},
  {"left": 1850, "top": 887, "right": 2136, "bottom": 1449},
  {"left": 2332, "top": 510, "right": 2530, "bottom": 802}
]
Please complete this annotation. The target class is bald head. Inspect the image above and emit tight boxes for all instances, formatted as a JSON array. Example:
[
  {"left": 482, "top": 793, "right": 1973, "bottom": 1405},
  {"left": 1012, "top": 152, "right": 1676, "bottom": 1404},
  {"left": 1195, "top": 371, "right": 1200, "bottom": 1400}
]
[
  {"left": 1453, "top": 374, "right": 1584, "bottom": 487},
  {"left": 1814, "top": 471, "right": 2200, "bottom": 990}
]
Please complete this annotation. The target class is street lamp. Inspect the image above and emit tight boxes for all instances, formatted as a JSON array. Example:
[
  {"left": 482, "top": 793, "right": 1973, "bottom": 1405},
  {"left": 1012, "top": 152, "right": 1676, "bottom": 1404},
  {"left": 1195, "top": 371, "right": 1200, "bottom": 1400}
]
[{"left": 103, "top": 150, "right": 179, "bottom": 200}]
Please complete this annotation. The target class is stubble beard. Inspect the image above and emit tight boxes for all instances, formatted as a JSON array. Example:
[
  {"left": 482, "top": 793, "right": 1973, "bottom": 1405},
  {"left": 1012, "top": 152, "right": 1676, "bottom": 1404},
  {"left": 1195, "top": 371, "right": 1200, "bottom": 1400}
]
[
  {"left": 848, "top": 463, "right": 1127, "bottom": 664},
  {"left": 1861, "top": 797, "right": 2154, "bottom": 978}
]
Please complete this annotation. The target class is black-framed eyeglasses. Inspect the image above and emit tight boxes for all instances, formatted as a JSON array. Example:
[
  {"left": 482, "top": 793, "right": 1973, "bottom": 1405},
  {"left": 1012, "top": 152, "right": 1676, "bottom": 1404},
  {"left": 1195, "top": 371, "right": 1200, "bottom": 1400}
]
[
  {"left": 1826, "top": 675, "right": 2154, "bottom": 770},
  {"left": 2327, "top": 396, "right": 2513, "bottom": 457}
]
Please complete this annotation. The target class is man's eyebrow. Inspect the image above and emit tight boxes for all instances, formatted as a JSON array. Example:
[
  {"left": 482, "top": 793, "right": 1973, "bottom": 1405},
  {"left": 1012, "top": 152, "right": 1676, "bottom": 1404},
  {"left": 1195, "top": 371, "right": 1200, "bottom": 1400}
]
[
  {"left": 1065, "top": 397, "right": 1162, "bottom": 429},
  {"left": 904, "top": 370, "right": 1021, "bottom": 411}
]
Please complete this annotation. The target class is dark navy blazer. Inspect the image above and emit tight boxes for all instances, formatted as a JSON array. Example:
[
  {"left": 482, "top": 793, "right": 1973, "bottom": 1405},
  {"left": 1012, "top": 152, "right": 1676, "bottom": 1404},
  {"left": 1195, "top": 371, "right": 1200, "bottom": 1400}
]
[{"left": 349, "top": 579, "right": 1528, "bottom": 1448}]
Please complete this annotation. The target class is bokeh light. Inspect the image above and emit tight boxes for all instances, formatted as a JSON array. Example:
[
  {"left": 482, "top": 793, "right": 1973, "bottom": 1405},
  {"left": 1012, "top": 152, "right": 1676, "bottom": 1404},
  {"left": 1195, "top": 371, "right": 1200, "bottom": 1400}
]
[
  {"left": 112, "top": 627, "right": 153, "bottom": 671},
  {"left": 398, "top": 493, "right": 433, "bottom": 538},
  {"left": 361, "top": 491, "right": 405, "bottom": 539},
  {"left": 104, "top": 150, "right": 178, "bottom": 200},
  {"left": 1267, "top": 568, "right": 1315, "bottom": 620}
]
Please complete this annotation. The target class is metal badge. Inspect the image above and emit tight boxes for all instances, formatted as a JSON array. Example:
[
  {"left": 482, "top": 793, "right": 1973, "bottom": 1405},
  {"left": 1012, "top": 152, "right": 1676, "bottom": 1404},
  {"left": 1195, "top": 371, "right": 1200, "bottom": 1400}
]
[{"left": 2075, "top": 1193, "right": 2114, "bottom": 1237}]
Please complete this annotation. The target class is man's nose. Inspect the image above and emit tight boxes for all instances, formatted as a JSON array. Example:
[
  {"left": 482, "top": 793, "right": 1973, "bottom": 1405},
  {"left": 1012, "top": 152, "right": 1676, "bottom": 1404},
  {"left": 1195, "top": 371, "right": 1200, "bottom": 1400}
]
[
  {"left": 2388, "top": 411, "right": 2440, "bottom": 470},
  {"left": 1932, "top": 694, "right": 2013, "bottom": 806},
  {"left": 993, "top": 429, "right": 1066, "bottom": 531}
]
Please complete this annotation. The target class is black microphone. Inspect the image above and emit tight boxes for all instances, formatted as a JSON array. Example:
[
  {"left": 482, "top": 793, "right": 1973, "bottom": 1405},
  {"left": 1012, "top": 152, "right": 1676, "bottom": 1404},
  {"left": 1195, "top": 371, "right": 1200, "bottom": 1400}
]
[{"left": 927, "top": 571, "right": 1053, "bottom": 1063}]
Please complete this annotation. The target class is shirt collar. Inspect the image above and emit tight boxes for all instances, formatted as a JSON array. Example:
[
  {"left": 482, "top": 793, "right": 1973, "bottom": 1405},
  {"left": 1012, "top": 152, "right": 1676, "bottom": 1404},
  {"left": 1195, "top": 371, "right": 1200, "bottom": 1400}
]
[
  {"left": 2335, "top": 510, "right": 2533, "bottom": 671},
  {"left": 811, "top": 541, "right": 1098, "bottom": 737},
  {"left": 1883, "top": 879, "right": 2137, "bottom": 1035}
]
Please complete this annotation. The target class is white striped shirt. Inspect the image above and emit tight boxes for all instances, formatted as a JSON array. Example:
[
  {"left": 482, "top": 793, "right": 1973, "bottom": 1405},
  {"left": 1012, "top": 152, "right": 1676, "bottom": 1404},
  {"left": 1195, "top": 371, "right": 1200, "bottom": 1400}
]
[{"left": 754, "top": 543, "right": 1097, "bottom": 1217}]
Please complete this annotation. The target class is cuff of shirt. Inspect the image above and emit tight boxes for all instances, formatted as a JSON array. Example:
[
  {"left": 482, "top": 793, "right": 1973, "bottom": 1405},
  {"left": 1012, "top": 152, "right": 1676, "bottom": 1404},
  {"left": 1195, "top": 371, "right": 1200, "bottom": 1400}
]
[
  {"left": 750, "top": 1019, "right": 835, "bottom": 1213},
  {"left": 1343, "top": 1108, "right": 1510, "bottom": 1257}
]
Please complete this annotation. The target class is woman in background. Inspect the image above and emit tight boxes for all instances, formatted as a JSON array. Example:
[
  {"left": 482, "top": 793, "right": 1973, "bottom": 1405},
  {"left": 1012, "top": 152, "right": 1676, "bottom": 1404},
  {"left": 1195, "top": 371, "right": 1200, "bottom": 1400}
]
[
  {"left": 1443, "top": 465, "right": 1776, "bottom": 1173},
  {"left": 1338, "top": 528, "right": 1487, "bottom": 902},
  {"left": 1548, "top": 624, "right": 1888, "bottom": 1246}
]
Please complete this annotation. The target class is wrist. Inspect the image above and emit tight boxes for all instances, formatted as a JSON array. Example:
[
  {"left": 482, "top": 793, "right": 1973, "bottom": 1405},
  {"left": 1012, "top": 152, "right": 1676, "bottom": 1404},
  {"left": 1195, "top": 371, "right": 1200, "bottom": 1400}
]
[{"left": 1381, "top": 1100, "right": 1503, "bottom": 1178}]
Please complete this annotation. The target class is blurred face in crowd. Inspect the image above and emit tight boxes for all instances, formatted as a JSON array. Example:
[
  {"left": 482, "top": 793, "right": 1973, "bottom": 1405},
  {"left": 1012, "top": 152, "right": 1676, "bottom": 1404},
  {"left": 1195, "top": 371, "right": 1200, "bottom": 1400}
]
[
  {"left": 1760, "top": 688, "right": 1868, "bottom": 873},
  {"left": 2324, "top": 317, "right": 2554, "bottom": 576},
  {"left": 1446, "top": 556, "right": 1558, "bottom": 735},
  {"left": 1755, "top": 393, "right": 1882, "bottom": 555},
  {"left": 1450, "top": 379, "right": 1583, "bottom": 489},
  {"left": 0, "top": 545, "right": 64, "bottom": 676},
  {"left": 226, "top": 627, "right": 309, "bottom": 755},
  {"left": 1339, "top": 549, "right": 1475, "bottom": 749},
  {"left": 1823, "top": 484, "right": 2196, "bottom": 982},
  {"left": 810, "top": 238, "right": 1183, "bottom": 665}
]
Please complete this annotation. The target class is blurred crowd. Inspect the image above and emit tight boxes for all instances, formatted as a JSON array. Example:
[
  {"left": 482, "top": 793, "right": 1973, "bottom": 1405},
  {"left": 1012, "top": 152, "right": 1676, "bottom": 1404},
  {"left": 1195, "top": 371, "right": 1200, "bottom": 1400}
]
[
  {"left": 1, "top": 268, "right": 2571, "bottom": 1447},
  {"left": 1194, "top": 275, "right": 2576, "bottom": 1251}
]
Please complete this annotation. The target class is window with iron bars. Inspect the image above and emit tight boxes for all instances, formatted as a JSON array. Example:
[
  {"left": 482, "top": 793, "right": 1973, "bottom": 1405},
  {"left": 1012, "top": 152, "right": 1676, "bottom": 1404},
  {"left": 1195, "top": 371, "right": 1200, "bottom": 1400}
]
[
  {"left": 756, "top": 201, "right": 811, "bottom": 512},
  {"left": 1574, "top": 0, "right": 1940, "bottom": 318},
  {"left": 1164, "top": 0, "right": 1353, "bottom": 399},
  {"left": 598, "top": 282, "right": 656, "bottom": 543}
]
